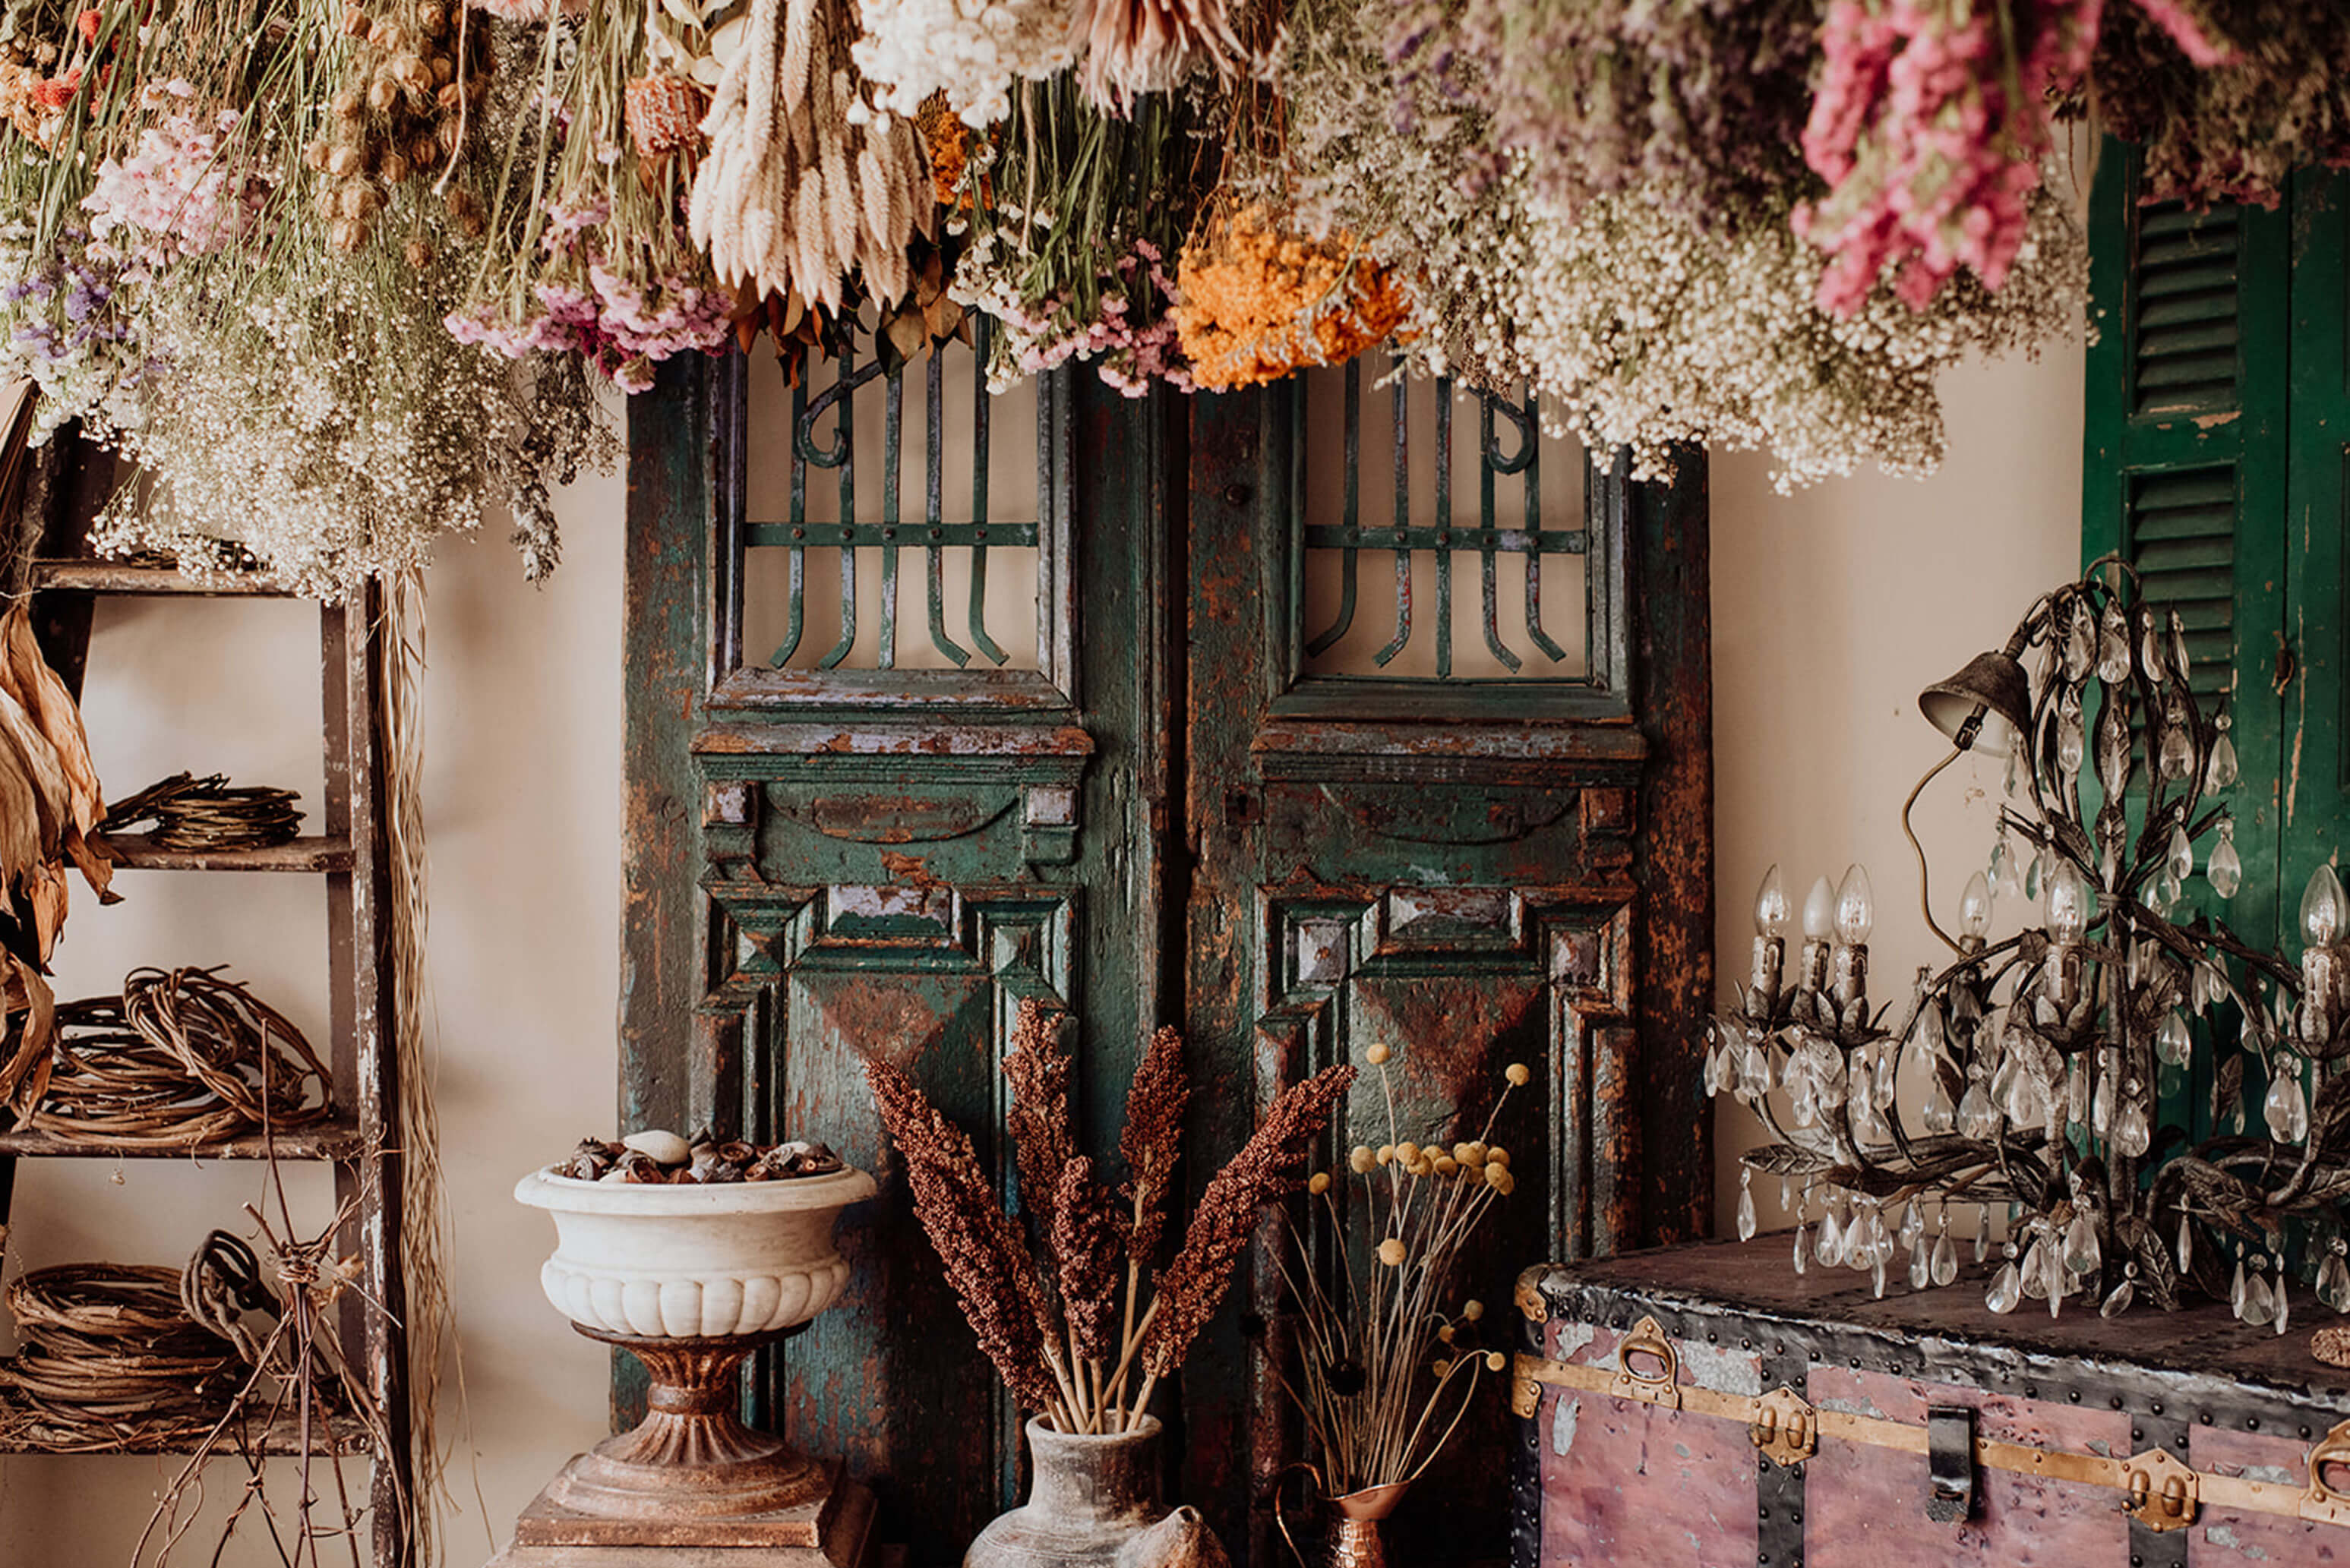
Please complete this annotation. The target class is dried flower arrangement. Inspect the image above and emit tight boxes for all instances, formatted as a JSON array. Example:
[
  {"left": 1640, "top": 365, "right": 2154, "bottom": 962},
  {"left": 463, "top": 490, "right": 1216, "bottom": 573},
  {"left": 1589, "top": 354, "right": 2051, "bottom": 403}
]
[
  {"left": 1276, "top": 1043, "right": 1528, "bottom": 1497},
  {"left": 867, "top": 997, "right": 1355, "bottom": 1432},
  {"left": 548, "top": 1127, "right": 848, "bottom": 1182},
  {"left": 1173, "top": 204, "right": 1410, "bottom": 393},
  {"left": 0, "top": 0, "right": 2336, "bottom": 566}
]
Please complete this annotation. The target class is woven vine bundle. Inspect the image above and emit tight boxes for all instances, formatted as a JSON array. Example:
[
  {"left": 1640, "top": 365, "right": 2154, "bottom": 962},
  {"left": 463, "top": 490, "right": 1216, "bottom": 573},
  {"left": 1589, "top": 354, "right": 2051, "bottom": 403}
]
[
  {"left": 25, "top": 967, "right": 332, "bottom": 1147},
  {"left": 99, "top": 772, "right": 303, "bottom": 851},
  {"left": 0, "top": 1264, "right": 244, "bottom": 1452}
]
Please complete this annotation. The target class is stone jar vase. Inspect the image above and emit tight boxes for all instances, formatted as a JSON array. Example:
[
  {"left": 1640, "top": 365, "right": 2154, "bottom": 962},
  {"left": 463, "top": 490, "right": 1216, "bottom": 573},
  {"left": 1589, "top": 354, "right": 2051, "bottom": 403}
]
[{"left": 965, "top": 1416, "right": 1228, "bottom": 1568}]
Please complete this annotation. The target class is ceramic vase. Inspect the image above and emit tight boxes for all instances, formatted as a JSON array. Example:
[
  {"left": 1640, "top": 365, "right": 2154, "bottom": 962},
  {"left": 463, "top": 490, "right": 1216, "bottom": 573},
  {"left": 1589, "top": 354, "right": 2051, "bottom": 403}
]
[{"left": 965, "top": 1416, "right": 1228, "bottom": 1568}]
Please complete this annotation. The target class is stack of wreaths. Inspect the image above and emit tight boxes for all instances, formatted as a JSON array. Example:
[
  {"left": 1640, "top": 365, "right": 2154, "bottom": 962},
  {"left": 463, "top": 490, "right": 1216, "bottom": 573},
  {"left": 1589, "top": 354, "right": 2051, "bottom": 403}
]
[{"left": 21, "top": 967, "right": 331, "bottom": 1147}]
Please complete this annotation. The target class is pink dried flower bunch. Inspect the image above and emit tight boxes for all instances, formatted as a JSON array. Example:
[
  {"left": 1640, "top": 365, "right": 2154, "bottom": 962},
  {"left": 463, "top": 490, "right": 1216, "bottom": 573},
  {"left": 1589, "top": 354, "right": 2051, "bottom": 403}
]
[
  {"left": 968, "top": 235, "right": 1194, "bottom": 397},
  {"left": 1796, "top": 0, "right": 2095, "bottom": 316},
  {"left": 867, "top": 998, "right": 1353, "bottom": 1432},
  {"left": 84, "top": 104, "right": 273, "bottom": 267},
  {"left": 1799, "top": 0, "right": 2245, "bottom": 316},
  {"left": 445, "top": 200, "right": 732, "bottom": 393}
]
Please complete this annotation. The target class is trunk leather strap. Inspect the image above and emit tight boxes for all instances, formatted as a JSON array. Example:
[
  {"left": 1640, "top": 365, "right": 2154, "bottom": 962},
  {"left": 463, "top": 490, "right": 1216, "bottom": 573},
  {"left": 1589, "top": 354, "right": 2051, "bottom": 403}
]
[{"left": 1514, "top": 1331, "right": 2350, "bottom": 1533}]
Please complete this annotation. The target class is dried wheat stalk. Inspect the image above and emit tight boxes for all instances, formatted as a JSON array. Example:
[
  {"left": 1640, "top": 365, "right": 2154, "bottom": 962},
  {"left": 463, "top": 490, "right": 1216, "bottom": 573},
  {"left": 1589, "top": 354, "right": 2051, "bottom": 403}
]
[
  {"left": 688, "top": 0, "right": 934, "bottom": 310},
  {"left": 869, "top": 997, "right": 1352, "bottom": 1433}
]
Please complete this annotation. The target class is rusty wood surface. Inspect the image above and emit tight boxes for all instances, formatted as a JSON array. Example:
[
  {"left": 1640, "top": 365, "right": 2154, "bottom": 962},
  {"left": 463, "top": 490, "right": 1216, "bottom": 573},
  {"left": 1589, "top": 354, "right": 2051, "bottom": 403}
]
[
  {"left": 618, "top": 356, "right": 720, "bottom": 1428},
  {"left": 1626, "top": 447, "right": 1714, "bottom": 1248},
  {"left": 324, "top": 582, "right": 413, "bottom": 1565}
]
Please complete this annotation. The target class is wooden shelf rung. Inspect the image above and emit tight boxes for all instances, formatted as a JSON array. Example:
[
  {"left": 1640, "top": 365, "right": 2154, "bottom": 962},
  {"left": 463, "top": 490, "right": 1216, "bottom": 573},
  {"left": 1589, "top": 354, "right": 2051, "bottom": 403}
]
[
  {"left": 96, "top": 832, "right": 352, "bottom": 873},
  {"left": 29, "top": 560, "right": 291, "bottom": 597},
  {"left": 0, "top": 1118, "right": 365, "bottom": 1162}
]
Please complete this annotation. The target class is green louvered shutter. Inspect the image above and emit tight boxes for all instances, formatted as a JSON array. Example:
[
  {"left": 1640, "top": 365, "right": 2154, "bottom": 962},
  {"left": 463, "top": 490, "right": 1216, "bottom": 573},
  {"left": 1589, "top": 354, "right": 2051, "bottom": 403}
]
[{"left": 2082, "top": 141, "right": 2292, "bottom": 953}]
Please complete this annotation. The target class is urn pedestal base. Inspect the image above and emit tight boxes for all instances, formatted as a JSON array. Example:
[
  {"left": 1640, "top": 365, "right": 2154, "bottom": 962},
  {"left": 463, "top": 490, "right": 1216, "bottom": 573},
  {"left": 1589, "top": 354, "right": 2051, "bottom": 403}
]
[{"left": 491, "top": 1327, "right": 874, "bottom": 1568}]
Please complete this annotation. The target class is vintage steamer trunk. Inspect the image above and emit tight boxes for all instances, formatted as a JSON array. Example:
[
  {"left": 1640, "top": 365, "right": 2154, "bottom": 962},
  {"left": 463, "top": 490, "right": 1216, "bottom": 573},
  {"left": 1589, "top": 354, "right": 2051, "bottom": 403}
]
[{"left": 1511, "top": 1238, "right": 2350, "bottom": 1568}]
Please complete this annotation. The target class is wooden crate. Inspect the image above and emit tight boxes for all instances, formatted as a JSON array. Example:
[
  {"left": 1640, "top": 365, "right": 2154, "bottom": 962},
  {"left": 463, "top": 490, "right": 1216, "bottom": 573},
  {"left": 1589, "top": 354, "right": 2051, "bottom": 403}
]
[{"left": 1511, "top": 1237, "right": 2350, "bottom": 1568}]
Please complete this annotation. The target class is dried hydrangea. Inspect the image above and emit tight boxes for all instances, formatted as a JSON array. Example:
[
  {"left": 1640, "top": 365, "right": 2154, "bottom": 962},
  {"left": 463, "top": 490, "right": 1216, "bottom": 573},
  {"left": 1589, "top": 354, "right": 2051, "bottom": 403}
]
[
  {"left": 0, "top": 226, "right": 146, "bottom": 441},
  {"left": 2083, "top": 2, "right": 2350, "bottom": 208},
  {"left": 83, "top": 99, "right": 273, "bottom": 267},
  {"left": 850, "top": 0, "right": 1079, "bottom": 128},
  {"left": 91, "top": 250, "right": 609, "bottom": 598},
  {"left": 1390, "top": 0, "right": 1818, "bottom": 226}
]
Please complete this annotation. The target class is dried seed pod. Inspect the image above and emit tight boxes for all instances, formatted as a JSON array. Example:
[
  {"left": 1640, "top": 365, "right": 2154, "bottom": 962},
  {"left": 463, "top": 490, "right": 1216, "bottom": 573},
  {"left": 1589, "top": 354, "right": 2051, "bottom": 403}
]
[
  {"left": 327, "top": 216, "right": 371, "bottom": 252},
  {"left": 337, "top": 182, "right": 380, "bottom": 220},
  {"left": 327, "top": 144, "right": 365, "bottom": 177},
  {"left": 367, "top": 76, "right": 400, "bottom": 112},
  {"left": 331, "top": 87, "right": 364, "bottom": 120},
  {"left": 615, "top": 1151, "right": 665, "bottom": 1183},
  {"left": 341, "top": 5, "right": 369, "bottom": 36},
  {"left": 444, "top": 185, "right": 479, "bottom": 222},
  {"left": 302, "top": 140, "right": 331, "bottom": 172},
  {"left": 390, "top": 55, "right": 431, "bottom": 94},
  {"left": 377, "top": 151, "right": 411, "bottom": 184},
  {"left": 435, "top": 82, "right": 462, "bottom": 115},
  {"left": 314, "top": 186, "right": 342, "bottom": 219},
  {"left": 430, "top": 54, "right": 454, "bottom": 87},
  {"left": 367, "top": 17, "right": 402, "bottom": 49},
  {"left": 415, "top": 3, "right": 447, "bottom": 36},
  {"left": 557, "top": 1153, "right": 602, "bottom": 1180},
  {"left": 716, "top": 1141, "right": 758, "bottom": 1166},
  {"left": 409, "top": 133, "right": 440, "bottom": 168}
]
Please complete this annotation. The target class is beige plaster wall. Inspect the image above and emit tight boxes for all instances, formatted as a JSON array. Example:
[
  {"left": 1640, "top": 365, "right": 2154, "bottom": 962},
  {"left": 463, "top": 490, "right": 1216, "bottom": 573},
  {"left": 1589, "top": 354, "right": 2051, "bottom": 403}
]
[{"left": 0, "top": 336, "right": 2086, "bottom": 1562}]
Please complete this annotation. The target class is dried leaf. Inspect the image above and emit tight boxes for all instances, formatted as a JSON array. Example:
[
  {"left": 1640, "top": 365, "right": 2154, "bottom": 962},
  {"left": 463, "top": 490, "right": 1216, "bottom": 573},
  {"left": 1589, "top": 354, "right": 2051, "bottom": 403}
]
[
  {"left": 0, "top": 955, "right": 54, "bottom": 1115},
  {"left": 884, "top": 308, "right": 927, "bottom": 365},
  {"left": 1742, "top": 1142, "right": 1840, "bottom": 1178},
  {"left": 2214, "top": 1051, "right": 2244, "bottom": 1130}
]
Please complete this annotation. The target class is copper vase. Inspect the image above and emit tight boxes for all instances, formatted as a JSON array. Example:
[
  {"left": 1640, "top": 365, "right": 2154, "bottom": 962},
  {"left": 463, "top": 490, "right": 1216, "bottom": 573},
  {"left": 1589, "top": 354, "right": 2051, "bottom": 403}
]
[
  {"left": 1326, "top": 1482, "right": 1408, "bottom": 1568},
  {"left": 1277, "top": 1470, "right": 1409, "bottom": 1568}
]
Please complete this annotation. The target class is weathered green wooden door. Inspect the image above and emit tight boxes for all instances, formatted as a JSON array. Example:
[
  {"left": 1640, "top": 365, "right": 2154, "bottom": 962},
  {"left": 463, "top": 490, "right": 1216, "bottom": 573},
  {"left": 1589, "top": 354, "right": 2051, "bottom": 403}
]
[{"left": 623, "top": 339, "right": 1712, "bottom": 1564}]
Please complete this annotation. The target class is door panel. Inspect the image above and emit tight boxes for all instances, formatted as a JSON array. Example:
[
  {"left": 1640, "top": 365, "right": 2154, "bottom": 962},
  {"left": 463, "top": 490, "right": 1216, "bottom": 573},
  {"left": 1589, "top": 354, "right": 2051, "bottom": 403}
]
[{"left": 625, "top": 333, "right": 1710, "bottom": 1565}]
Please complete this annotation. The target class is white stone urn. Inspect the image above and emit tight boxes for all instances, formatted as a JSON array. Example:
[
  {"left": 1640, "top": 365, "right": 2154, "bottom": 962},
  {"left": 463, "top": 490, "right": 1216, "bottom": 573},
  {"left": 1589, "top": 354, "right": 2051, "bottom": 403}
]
[
  {"left": 507, "top": 1160, "right": 881, "bottom": 1553},
  {"left": 514, "top": 1164, "right": 877, "bottom": 1339}
]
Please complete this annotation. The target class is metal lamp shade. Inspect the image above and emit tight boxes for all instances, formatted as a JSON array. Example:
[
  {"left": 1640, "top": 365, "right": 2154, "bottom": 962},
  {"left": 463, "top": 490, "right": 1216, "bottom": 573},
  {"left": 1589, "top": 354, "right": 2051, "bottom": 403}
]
[{"left": 1919, "top": 651, "right": 2033, "bottom": 757}]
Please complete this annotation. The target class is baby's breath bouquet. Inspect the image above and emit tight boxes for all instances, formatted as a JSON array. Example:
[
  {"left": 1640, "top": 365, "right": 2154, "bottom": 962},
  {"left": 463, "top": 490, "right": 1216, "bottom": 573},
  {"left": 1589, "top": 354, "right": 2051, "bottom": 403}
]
[{"left": 1277, "top": 1043, "right": 1530, "bottom": 1500}]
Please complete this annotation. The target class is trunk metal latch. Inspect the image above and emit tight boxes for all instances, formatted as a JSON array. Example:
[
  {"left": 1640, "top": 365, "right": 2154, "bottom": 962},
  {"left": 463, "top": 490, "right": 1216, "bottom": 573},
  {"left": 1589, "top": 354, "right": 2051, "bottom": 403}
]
[
  {"left": 1748, "top": 1386, "right": 1818, "bottom": 1469},
  {"left": 1925, "top": 1406, "right": 1976, "bottom": 1523},
  {"left": 2123, "top": 1447, "right": 2200, "bottom": 1531}
]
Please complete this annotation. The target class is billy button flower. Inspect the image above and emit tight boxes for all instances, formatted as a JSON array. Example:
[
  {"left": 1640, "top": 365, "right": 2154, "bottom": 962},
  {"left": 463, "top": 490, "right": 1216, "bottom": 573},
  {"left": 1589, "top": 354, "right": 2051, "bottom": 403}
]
[{"left": 1377, "top": 1238, "right": 1407, "bottom": 1267}]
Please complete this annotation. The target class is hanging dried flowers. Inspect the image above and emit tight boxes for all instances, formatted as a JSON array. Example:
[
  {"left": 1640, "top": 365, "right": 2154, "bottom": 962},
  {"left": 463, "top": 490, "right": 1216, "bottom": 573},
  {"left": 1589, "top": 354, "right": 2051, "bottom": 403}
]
[
  {"left": 1274, "top": 0, "right": 2089, "bottom": 488},
  {"left": 950, "top": 77, "right": 1202, "bottom": 393},
  {"left": 1398, "top": 0, "right": 1818, "bottom": 227},
  {"left": 689, "top": 0, "right": 936, "bottom": 310},
  {"left": 1174, "top": 204, "right": 1408, "bottom": 391},
  {"left": 868, "top": 998, "right": 1355, "bottom": 1431},
  {"left": 851, "top": 0, "right": 1079, "bottom": 128},
  {"left": 2082, "top": 3, "right": 2350, "bottom": 209},
  {"left": 1075, "top": 0, "right": 1254, "bottom": 113}
]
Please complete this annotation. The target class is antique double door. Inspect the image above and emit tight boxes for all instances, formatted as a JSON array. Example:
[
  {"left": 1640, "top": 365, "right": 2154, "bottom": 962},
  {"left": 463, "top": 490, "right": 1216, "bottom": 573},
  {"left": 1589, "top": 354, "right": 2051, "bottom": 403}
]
[{"left": 621, "top": 337, "right": 1712, "bottom": 1563}]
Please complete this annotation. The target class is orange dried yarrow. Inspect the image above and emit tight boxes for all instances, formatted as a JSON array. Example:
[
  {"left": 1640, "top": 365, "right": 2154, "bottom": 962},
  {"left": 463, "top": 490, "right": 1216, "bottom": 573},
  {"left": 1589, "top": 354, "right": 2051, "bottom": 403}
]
[
  {"left": 917, "top": 94, "right": 984, "bottom": 210},
  {"left": 624, "top": 73, "right": 707, "bottom": 162},
  {"left": 1174, "top": 205, "right": 1410, "bottom": 392}
]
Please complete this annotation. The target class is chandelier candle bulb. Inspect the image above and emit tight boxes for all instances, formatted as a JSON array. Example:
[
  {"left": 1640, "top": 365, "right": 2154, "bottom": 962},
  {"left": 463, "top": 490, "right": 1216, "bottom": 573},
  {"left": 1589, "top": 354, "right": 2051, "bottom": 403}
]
[
  {"left": 2304, "top": 863, "right": 2347, "bottom": 1046},
  {"left": 1751, "top": 864, "right": 1791, "bottom": 1017},
  {"left": 1959, "top": 869, "right": 1992, "bottom": 949},
  {"left": 1798, "top": 874, "right": 1837, "bottom": 1001},
  {"left": 1830, "top": 863, "right": 1873, "bottom": 1013}
]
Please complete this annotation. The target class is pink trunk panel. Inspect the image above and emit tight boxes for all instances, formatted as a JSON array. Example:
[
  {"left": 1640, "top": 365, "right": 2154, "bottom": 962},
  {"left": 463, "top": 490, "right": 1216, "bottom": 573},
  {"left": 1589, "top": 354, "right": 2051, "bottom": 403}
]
[
  {"left": 1537, "top": 1323, "right": 1763, "bottom": 1568},
  {"left": 2191, "top": 1424, "right": 2349, "bottom": 1564},
  {"left": 1804, "top": 1366, "right": 2130, "bottom": 1568}
]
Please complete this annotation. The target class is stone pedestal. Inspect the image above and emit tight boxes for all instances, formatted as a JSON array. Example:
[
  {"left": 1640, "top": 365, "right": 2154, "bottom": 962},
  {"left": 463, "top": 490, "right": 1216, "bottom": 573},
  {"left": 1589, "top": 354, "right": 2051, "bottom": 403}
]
[{"left": 488, "top": 1326, "right": 874, "bottom": 1568}]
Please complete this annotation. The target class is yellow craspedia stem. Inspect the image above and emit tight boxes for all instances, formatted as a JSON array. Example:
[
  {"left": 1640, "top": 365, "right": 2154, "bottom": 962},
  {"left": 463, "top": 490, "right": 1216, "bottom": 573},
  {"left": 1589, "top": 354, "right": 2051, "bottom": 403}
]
[
  {"left": 1309, "top": 1172, "right": 1332, "bottom": 1195},
  {"left": 1349, "top": 1144, "right": 1377, "bottom": 1173},
  {"left": 1378, "top": 1238, "right": 1407, "bottom": 1266},
  {"left": 1505, "top": 1062, "right": 1532, "bottom": 1087},
  {"left": 1462, "top": 1299, "right": 1485, "bottom": 1321},
  {"left": 1485, "top": 1351, "right": 1507, "bottom": 1372},
  {"left": 1364, "top": 1041, "right": 1392, "bottom": 1065}
]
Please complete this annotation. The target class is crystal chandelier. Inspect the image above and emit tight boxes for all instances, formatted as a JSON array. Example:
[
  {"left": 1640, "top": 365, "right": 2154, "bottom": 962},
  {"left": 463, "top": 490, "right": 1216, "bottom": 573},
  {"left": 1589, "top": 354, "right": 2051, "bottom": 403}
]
[{"left": 1705, "top": 560, "right": 2350, "bottom": 1329}]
